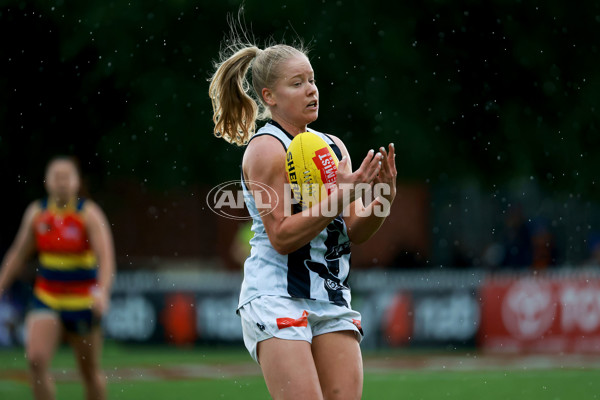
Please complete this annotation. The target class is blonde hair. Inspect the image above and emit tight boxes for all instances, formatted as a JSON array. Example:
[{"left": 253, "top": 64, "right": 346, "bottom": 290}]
[{"left": 209, "top": 40, "right": 308, "bottom": 146}]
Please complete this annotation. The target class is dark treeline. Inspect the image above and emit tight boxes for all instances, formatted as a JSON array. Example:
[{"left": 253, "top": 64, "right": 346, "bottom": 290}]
[{"left": 1, "top": 0, "right": 599, "bottom": 256}]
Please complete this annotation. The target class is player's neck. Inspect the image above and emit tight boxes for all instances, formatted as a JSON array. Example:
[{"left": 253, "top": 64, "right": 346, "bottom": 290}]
[
  {"left": 271, "top": 118, "right": 307, "bottom": 137},
  {"left": 49, "top": 196, "right": 76, "bottom": 210}
]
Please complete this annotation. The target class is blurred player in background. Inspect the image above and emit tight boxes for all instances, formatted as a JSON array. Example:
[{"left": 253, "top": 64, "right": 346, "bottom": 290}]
[
  {"left": 0, "top": 156, "right": 115, "bottom": 400},
  {"left": 209, "top": 32, "right": 397, "bottom": 399}
]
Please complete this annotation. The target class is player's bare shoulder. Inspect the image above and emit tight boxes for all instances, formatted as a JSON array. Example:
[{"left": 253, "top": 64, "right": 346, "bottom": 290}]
[
  {"left": 24, "top": 200, "right": 43, "bottom": 223},
  {"left": 81, "top": 199, "right": 110, "bottom": 227},
  {"left": 242, "top": 134, "right": 287, "bottom": 177}
]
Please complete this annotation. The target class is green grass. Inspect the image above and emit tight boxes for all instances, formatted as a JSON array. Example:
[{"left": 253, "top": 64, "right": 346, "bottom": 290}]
[
  {"left": 0, "top": 379, "right": 271, "bottom": 400},
  {"left": 363, "top": 370, "right": 599, "bottom": 400},
  {"left": 0, "top": 341, "right": 253, "bottom": 370},
  {"left": 1, "top": 342, "right": 598, "bottom": 400}
]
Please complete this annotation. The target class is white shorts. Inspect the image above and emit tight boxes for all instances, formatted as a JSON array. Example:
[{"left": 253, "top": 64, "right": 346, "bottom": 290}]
[{"left": 238, "top": 295, "right": 363, "bottom": 363}]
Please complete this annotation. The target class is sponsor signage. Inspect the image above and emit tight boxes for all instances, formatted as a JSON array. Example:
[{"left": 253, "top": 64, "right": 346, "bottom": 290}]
[
  {"left": 3, "top": 269, "right": 599, "bottom": 353},
  {"left": 411, "top": 290, "right": 480, "bottom": 344},
  {"left": 102, "top": 292, "right": 243, "bottom": 344},
  {"left": 479, "top": 277, "right": 600, "bottom": 353}
]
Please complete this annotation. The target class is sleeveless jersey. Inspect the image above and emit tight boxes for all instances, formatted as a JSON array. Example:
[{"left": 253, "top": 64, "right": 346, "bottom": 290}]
[
  {"left": 238, "top": 121, "right": 352, "bottom": 309},
  {"left": 33, "top": 198, "right": 98, "bottom": 311}
]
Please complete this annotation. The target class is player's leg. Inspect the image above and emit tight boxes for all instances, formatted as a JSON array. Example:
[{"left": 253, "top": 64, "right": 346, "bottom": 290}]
[
  {"left": 25, "top": 311, "right": 62, "bottom": 400},
  {"left": 239, "top": 296, "right": 324, "bottom": 400},
  {"left": 257, "top": 337, "right": 324, "bottom": 400},
  {"left": 311, "top": 330, "right": 363, "bottom": 400},
  {"left": 66, "top": 325, "right": 106, "bottom": 400}
]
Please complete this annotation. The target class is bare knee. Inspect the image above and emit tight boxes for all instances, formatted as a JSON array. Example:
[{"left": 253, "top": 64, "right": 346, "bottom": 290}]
[
  {"left": 27, "top": 349, "right": 51, "bottom": 374},
  {"left": 323, "top": 386, "right": 361, "bottom": 400},
  {"left": 320, "top": 371, "right": 363, "bottom": 400},
  {"left": 77, "top": 360, "right": 102, "bottom": 383},
  {"left": 80, "top": 367, "right": 105, "bottom": 400},
  {"left": 25, "top": 313, "right": 61, "bottom": 374},
  {"left": 323, "top": 386, "right": 341, "bottom": 400},
  {"left": 69, "top": 331, "right": 104, "bottom": 383}
]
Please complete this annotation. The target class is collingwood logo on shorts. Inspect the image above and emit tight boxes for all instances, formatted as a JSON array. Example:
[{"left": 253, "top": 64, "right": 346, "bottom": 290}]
[{"left": 256, "top": 322, "right": 266, "bottom": 331}]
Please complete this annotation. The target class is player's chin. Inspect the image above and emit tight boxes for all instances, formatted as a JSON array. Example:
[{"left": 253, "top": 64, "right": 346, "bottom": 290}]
[
  {"left": 305, "top": 109, "right": 319, "bottom": 123},
  {"left": 54, "top": 190, "right": 73, "bottom": 201}
]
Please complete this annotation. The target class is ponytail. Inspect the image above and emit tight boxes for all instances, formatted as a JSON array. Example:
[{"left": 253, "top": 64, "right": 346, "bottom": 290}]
[
  {"left": 209, "top": 46, "right": 261, "bottom": 146},
  {"left": 209, "top": 41, "right": 308, "bottom": 146}
]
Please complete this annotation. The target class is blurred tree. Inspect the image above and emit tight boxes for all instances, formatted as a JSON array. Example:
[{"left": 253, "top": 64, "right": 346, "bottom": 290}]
[{"left": 1, "top": 0, "right": 599, "bottom": 256}]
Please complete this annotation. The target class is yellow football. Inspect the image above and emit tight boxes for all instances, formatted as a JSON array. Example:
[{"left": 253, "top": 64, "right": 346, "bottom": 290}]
[{"left": 286, "top": 132, "right": 339, "bottom": 209}]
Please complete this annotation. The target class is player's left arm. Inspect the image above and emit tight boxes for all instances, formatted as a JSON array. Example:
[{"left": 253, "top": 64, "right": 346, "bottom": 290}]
[
  {"left": 330, "top": 136, "right": 397, "bottom": 244},
  {"left": 84, "top": 200, "right": 116, "bottom": 316}
]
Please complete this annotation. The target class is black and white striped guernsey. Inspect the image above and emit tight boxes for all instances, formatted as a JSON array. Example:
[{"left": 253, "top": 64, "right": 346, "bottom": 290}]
[{"left": 237, "top": 121, "right": 352, "bottom": 309}]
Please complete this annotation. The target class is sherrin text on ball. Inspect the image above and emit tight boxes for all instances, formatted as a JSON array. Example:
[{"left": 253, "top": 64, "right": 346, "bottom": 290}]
[{"left": 286, "top": 132, "right": 339, "bottom": 209}]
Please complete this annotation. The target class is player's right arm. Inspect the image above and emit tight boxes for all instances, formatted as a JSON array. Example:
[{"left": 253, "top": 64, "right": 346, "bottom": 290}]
[
  {"left": 243, "top": 135, "right": 380, "bottom": 255},
  {"left": 0, "top": 202, "right": 39, "bottom": 297}
]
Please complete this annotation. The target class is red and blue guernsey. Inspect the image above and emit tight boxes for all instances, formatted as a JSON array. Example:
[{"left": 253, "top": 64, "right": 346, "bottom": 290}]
[{"left": 33, "top": 198, "right": 97, "bottom": 312}]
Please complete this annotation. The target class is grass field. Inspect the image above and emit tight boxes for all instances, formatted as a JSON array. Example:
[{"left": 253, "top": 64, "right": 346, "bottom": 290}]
[{"left": 1, "top": 342, "right": 598, "bottom": 399}]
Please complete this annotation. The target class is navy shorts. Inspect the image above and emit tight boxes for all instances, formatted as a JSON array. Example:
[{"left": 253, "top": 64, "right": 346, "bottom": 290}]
[{"left": 30, "top": 296, "right": 100, "bottom": 335}]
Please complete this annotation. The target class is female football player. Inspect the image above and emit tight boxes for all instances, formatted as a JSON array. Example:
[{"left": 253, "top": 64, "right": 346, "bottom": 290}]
[
  {"left": 0, "top": 156, "right": 115, "bottom": 400},
  {"left": 209, "top": 37, "right": 396, "bottom": 399}
]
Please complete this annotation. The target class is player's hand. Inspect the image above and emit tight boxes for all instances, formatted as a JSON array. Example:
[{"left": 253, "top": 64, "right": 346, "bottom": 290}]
[
  {"left": 373, "top": 143, "right": 397, "bottom": 205},
  {"left": 91, "top": 287, "right": 110, "bottom": 317},
  {"left": 337, "top": 149, "right": 383, "bottom": 203}
]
